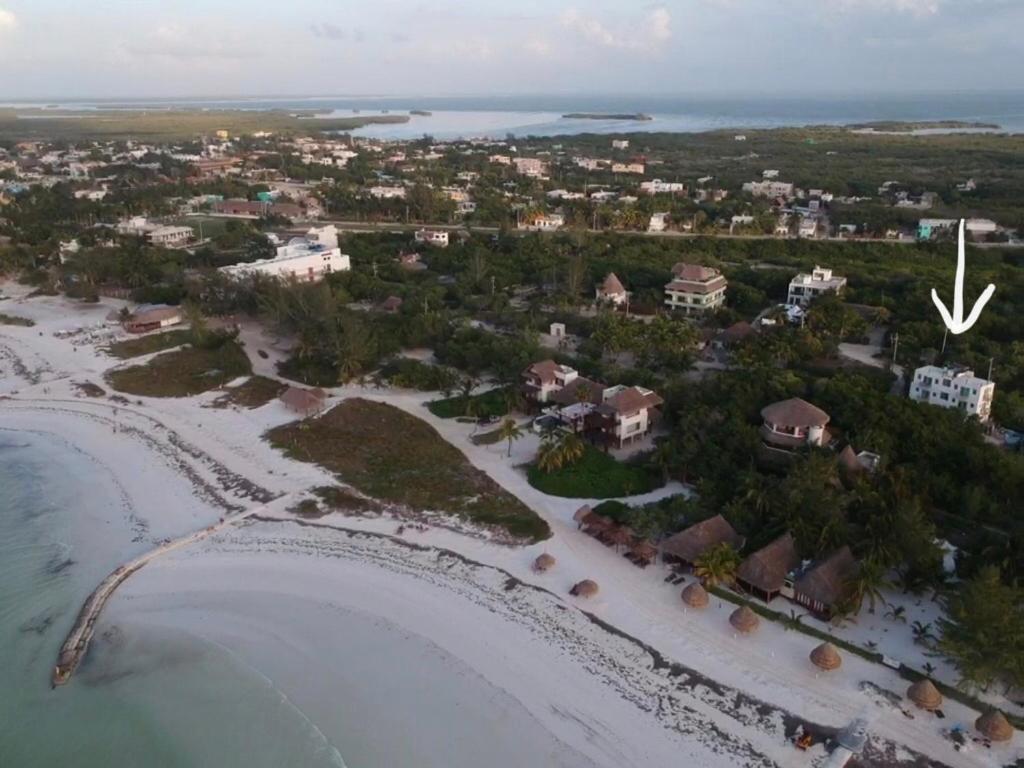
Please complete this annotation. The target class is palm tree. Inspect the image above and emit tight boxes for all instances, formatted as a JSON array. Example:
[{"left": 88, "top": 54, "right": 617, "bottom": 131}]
[
  {"left": 693, "top": 542, "right": 741, "bottom": 588},
  {"left": 556, "top": 431, "right": 586, "bottom": 467},
  {"left": 911, "top": 620, "right": 936, "bottom": 646},
  {"left": 536, "top": 434, "right": 564, "bottom": 473},
  {"left": 850, "top": 557, "right": 890, "bottom": 614},
  {"left": 884, "top": 604, "right": 908, "bottom": 624},
  {"left": 498, "top": 418, "right": 523, "bottom": 458}
]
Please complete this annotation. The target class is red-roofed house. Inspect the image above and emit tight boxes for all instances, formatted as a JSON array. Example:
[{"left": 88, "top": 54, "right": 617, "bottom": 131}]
[
  {"left": 522, "top": 360, "right": 579, "bottom": 404},
  {"left": 594, "top": 384, "right": 664, "bottom": 447}
]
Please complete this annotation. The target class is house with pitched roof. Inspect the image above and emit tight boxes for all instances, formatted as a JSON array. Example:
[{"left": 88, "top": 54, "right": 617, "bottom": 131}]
[
  {"left": 737, "top": 533, "right": 800, "bottom": 602},
  {"left": 594, "top": 385, "right": 664, "bottom": 448},
  {"left": 791, "top": 546, "right": 859, "bottom": 618},
  {"left": 521, "top": 360, "right": 580, "bottom": 404},
  {"left": 660, "top": 514, "right": 745, "bottom": 568},
  {"left": 595, "top": 273, "right": 629, "bottom": 307}
]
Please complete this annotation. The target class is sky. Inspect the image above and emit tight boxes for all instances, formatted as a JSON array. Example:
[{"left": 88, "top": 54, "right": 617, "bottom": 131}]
[{"left": 0, "top": 0, "right": 1021, "bottom": 99}]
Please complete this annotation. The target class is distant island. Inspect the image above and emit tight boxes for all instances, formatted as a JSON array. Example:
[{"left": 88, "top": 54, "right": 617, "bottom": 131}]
[
  {"left": 562, "top": 112, "right": 653, "bottom": 121},
  {"left": 410, "top": 110, "right": 433, "bottom": 117}
]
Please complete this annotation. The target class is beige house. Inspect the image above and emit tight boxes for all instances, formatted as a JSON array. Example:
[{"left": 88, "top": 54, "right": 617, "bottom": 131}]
[
  {"left": 664, "top": 263, "right": 727, "bottom": 315},
  {"left": 522, "top": 360, "right": 579, "bottom": 404}
]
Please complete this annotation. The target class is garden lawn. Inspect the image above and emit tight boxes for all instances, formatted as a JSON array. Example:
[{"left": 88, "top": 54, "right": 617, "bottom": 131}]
[
  {"left": 426, "top": 386, "right": 511, "bottom": 419},
  {"left": 106, "top": 340, "right": 251, "bottom": 397},
  {"left": 106, "top": 329, "right": 192, "bottom": 359},
  {"left": 267, "top": 398, "right": 550, "bottom": 543},
  {"left": 527, "top": 445, "right": 662, "bottom": 499}
]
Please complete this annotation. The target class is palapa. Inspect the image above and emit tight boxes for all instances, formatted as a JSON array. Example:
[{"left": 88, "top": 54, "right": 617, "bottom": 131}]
[
  {"left": 681, "top": 582, "right": 709, "bottom": 609},
  {"left": 729, "top": 605, "right": 760, "bottom": 634},
  {"left": 533, "top": 553, "right": 556, "bottom": 573},
  {"left": 572, "top": 505, "right": 593, "bottom": 527},
  {"left": 570, "top": 579, "right": 599, "bottom": 598},
  {"left": 975, "top": 710, "right": 1014, "bottom": 742},
  {"left": 907, "top": 679, "right": 943, "bottom": 711},
  {"left": 809, "top": 642, "right": 842, "bottom": 671}
]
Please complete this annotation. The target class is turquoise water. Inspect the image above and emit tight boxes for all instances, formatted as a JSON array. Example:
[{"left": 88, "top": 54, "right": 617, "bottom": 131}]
[{"left": 0, "top": 431, "right": 344, "bottom": 768}]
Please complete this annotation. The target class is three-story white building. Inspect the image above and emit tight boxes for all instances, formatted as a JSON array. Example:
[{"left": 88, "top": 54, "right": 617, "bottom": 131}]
[{"left": 910, "top": 365, "right": 995, "bottom": 422}]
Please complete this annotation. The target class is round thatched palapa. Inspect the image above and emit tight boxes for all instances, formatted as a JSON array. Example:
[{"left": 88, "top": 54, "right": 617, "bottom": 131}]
[
  {"left": 907, "top": 679, "right": 943, "bottom": 711},
  {"left": 572, "top": 505, "right": 592, "bottom": 524},
  {"left": 975, "top": 710, "right": 1014, "bottom": 742},
  {"left": 681, "top": 582, "right": 709, "bottom": 609},
  {"left": 729, "top": 605, "right": 760, "bottom": 634},
  {"left": 570, "top": 579, "right": 599, "bottom": 598},
  {"left": 809, "top": 642, "right": 842, "bottom": 671},
  {"left": 533, "top": 553, "right": 556, "bottom": 572}
]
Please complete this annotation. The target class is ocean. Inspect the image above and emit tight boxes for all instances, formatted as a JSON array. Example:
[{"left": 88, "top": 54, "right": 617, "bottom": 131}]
[
  {"left": 4, "top": 92, "right": 1024, "bottom": 138},
  {"left": 0, "top": 431, "right": 344, "bottom": 768}
]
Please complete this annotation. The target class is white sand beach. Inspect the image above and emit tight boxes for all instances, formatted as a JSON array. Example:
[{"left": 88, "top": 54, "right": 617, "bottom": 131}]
[{"left": 2, "top": 284, "right": 1021, "bottom": 768}]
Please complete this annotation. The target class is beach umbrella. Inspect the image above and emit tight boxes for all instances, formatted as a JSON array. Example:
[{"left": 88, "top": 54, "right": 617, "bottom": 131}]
[
  {"left": 975, "top": 710, "right": 1014, "bottom": 742},
  {"left": 809, "top": 642, "right": 842, "bottom": 671},
  {"left": 681, "top": 582, "right": 709, "bottom": 609},
  {"left": 570, "top": 579, "right": 599, "bottom": 598},
  {"left": 729, "top": 605, "right": 760, "bottom": 634},
  {"left": 533, "top": 553, "right": 556, "bottom": 573},
  {"left": 907, "top": 679, "right": 943, "bottom": 711}
]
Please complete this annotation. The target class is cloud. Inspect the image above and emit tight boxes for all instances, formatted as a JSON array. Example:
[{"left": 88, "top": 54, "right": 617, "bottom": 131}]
[
  {"left": 0, "top": 6, "right": 16, "bottom": 31},
  {"left": 560, "top": 6, "right": 672, "bottom": 50},
  {"left": 827, "top": 0, "right": 940, "bottom": 15},
  {"left": 123, "top": 25, "right": 258, "bottom": 60},
  {"left": 309, "top": 22, "right": 364, "bottom": 42}
]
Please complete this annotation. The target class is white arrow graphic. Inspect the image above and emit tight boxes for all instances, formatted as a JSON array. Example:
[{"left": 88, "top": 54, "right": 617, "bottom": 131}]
[{"left": 930, "top": 219, "right": 996, "bottom": 335}]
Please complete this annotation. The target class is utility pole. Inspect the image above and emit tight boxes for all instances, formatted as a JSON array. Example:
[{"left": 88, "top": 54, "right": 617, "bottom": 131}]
[
  {"left": 988, "top": 357, "right": 994, "bottom": 382},
  {"left": 941, "top": 327, "right": 949, "bottom": 356},
  {"left": 891, "top": 331, "right": 899, "bottom": 369}
]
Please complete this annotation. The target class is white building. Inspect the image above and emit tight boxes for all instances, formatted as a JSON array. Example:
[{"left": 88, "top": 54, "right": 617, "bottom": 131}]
[
  {"left": 611, "top": 139, "right": 630, "bottom": 150},
  {"left": 220, "top": 225, "right": 350, "bottom": 283},
  {"left": 639, "top": 179, "right": 685, "bottom": 195},
  {"left": 147, "top": 225, "right": 194, "bottom": 247},
  {"left": 797, "top": 217, "right": 819, "bottom": 239},
  {"left": 910, "top": 365, "right": 995, "bottom": 422},
  {"left": 664, "top": 263, "right": 728, "bottom": 315},
  {"left": 367, "top": 185, "right": 406, "bottom": 199},
  {"left": 596, "top": 385, "right": 664, "bottom": 448},
  {"left": 787, "top": 266, "right": 847, "bottom": 307},
  {"left": 414, "top": 229, "right": 449, "bottom": 247},
  {"left": 520, "top": 213, "right": 564, "bottom": 231},
  {"left": 573, "top": 157, "right": 601, "bottom": 171},
  {"left": 744, "top": 180, "right": 796, "bottom": 200},
  {"left": 512, "top": 157, "right": 548, "bottom": 177},
  {"left": 965, "top": 218, "right": 998, "bottom": 237},
  {"left": 522, "top": 360, "right": 579, "bottom": 404},
  {"left": 648, "top": 212, "right": 670, "bottom": 233},
  {"left": 611, "top": 162, "right": 644, "bottom": 175}
]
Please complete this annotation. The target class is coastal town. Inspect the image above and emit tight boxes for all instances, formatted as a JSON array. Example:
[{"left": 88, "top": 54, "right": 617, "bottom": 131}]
[{"left": 2, "top": 114, "right": 1024, "bottom": 768}]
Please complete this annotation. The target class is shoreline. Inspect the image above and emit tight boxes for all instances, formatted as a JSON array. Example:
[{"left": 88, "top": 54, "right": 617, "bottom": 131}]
[{"left": 2, "top": 286, "right": 1020, "bottom": 766}]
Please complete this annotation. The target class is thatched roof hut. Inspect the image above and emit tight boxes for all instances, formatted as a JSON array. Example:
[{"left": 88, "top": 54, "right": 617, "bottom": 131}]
[
  {"left": 975, "top": 710, "right": 1014, "bottom": 742},
  {"left": 660, "top": 514, "right": 744, "bottom": 565},
  {"left": 570, "top": 579, "right": 599, "bottom": 598},
  {"left": 630, "top": 540, "right": 658, "bottom": 564},
  {"left": 729, "top": 605, "right": 760, "bottom": 634},
  {"left": 907, "top": 679, "right": 943, "bottom": 711},
  {"left": 605, "top": 525, "right": 635, "bottom": 548},
  {"left": 793, "top": 546, "right": 859, "bottom": 618},
  {"left": 533, "top": 553, "right": 556, "bottom": 573},
  {"left": 681, "top": 582, "right": 709, "bottom": 609},
  {"left": 737, "top": 532, "right": 800, "bottom": 601},
  {"left": 809, "top": 642, "right": 842, "bottom": 671},
  {"left": 280, "top": 386, "right": 328, "bottom": 417},
  {"left": 573, "top": 505, "right": 592, "bottom": 527},
  {"left": 581, "top": 513, "right": 613, "bottom": 534}
]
